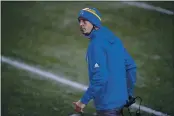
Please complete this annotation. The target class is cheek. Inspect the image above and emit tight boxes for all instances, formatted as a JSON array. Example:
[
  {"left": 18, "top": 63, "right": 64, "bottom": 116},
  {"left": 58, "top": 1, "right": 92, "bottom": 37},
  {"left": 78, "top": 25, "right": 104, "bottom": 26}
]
[
  {"left": 86, "top": 25, "right": 91, "bottom": 30},
  {"left": 87, "top": 25, "right": 93, "bottom": 31}
]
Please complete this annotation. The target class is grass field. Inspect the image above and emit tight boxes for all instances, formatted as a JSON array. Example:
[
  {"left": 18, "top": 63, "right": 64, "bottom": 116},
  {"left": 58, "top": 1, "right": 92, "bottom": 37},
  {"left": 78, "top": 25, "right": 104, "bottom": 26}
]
[{"left": 1, "top": 1, "right": 174, "bottom": 116}]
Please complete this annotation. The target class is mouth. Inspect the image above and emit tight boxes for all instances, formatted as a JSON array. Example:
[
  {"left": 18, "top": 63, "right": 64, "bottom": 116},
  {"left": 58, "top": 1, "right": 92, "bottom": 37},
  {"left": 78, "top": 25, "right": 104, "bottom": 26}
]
[{"left": 80, "top": 27, "right": 86, "bottom": 33}]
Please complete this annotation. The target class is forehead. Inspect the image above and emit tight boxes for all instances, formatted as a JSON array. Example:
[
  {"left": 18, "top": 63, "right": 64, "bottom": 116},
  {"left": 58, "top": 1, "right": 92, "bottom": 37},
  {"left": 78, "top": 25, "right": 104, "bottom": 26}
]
[
  {"left": 78, "top": 17, "right": 92, "bottom": 25},
  {"left": 79, "top": 17, "right": 88, "bottom": 21}
]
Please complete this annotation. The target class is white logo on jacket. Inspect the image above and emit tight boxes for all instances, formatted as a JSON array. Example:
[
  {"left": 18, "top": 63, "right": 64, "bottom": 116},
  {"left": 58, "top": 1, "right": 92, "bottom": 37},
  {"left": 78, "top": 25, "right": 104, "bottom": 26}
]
[{"left": 94, "top": 63, "right": 99, "bottom": 68}]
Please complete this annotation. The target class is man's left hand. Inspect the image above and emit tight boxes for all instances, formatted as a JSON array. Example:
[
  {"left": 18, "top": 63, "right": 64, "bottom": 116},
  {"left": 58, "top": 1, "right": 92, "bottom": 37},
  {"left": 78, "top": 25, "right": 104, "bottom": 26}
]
[{"left": 72, "top": 100, "right": 86, "bottom": 113}]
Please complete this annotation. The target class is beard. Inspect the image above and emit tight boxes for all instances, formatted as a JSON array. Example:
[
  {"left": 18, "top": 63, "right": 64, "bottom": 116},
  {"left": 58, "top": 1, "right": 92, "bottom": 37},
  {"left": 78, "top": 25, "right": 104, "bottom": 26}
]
[{"left": 80, "top": 27, "right": 87, "bottom": 34}]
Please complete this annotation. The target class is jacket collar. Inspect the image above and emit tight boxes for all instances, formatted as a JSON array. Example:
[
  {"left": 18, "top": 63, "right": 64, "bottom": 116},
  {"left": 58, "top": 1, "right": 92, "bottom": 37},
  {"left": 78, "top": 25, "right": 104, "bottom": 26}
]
[{"left": 83, "top": 26, "right": 103, "bottom": 39}]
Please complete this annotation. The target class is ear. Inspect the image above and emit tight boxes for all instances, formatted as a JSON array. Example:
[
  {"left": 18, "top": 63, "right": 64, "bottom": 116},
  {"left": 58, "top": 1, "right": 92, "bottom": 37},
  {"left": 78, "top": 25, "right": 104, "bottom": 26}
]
[{"left": 94, "top": 26, "right": 99, "bottom": 30}]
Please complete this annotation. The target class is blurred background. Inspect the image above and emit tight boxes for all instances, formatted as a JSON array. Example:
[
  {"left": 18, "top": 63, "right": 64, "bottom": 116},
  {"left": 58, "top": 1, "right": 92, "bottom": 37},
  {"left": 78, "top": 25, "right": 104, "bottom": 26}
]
[{"left": 1, "top": 1, "right": 174, "bottom": 116}]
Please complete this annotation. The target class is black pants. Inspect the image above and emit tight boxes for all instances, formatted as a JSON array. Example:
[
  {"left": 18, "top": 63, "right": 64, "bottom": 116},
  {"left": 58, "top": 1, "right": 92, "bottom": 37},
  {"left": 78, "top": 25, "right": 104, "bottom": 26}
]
[{"left": 96, "top": 108, "right": 122, "bottom": 116}]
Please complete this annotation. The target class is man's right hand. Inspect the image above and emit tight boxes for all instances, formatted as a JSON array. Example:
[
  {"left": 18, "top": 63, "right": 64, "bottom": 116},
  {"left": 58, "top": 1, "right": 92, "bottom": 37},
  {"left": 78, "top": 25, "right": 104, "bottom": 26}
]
[{"left": 72, "top": 100, "right": 85, "bottom": 113}]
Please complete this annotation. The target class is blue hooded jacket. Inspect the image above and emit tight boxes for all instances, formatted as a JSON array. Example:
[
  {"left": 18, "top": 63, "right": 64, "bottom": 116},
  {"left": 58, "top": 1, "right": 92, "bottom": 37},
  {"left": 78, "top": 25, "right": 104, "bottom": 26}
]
[{"left": 81, "top": 26, "right": 131, "bottom": 110}]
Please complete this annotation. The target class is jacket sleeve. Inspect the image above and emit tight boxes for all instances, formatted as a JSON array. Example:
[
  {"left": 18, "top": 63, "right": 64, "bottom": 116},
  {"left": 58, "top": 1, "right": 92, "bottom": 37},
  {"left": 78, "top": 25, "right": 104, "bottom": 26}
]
[
  {"left": 124, "top": 48, "right": 137, "bottom": 96},
  {"left": 80, "top": 43, "right": 108, "bottom": 105},
  {"left": 126, "top": 68, "right": 136, "bottom": 96}
]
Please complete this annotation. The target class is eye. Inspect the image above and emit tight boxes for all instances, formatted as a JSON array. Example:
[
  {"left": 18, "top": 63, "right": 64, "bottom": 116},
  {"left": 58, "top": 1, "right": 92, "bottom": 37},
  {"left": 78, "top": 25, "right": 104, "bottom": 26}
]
[
  {"left": 79, "top": 18, "right": 88, "bottom": 25},
  {"left": 81, "top": 20, "right": 87, "bottom": 24},
  {"left": 84, "top": 20, "right": 88, "bottom": 24}
]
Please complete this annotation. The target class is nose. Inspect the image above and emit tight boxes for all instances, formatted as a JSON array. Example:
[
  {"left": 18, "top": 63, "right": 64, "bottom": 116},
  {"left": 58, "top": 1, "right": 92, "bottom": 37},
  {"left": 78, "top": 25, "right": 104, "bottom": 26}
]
[{"left": 79, "top": 20, "right": 84, "bottom": 26}]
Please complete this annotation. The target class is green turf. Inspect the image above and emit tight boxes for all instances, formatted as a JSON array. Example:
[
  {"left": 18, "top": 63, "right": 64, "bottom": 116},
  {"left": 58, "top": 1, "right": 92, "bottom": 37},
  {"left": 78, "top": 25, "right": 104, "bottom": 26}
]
[
  {"left": 1, "top": 64, "right": 91, "bottom": 116},
  {"left": 1, "top": 1, "right": 174, "bottom": 116}
]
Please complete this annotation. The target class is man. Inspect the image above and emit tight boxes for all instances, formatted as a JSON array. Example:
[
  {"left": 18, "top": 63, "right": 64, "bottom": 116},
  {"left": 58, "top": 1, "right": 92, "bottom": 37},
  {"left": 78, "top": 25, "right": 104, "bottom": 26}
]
[{"left": 73, "top": 7, "right": 136, "bottom": 116}]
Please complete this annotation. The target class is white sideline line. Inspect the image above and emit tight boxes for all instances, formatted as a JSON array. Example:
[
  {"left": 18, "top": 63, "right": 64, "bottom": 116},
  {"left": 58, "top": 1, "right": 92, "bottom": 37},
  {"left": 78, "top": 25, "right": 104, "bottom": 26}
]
[
  {"left": 122, "top": 2, "right": 174, "bottom": 15},
  {"left": 1, "top": 56, "right": 169, "bottom": 116}
]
